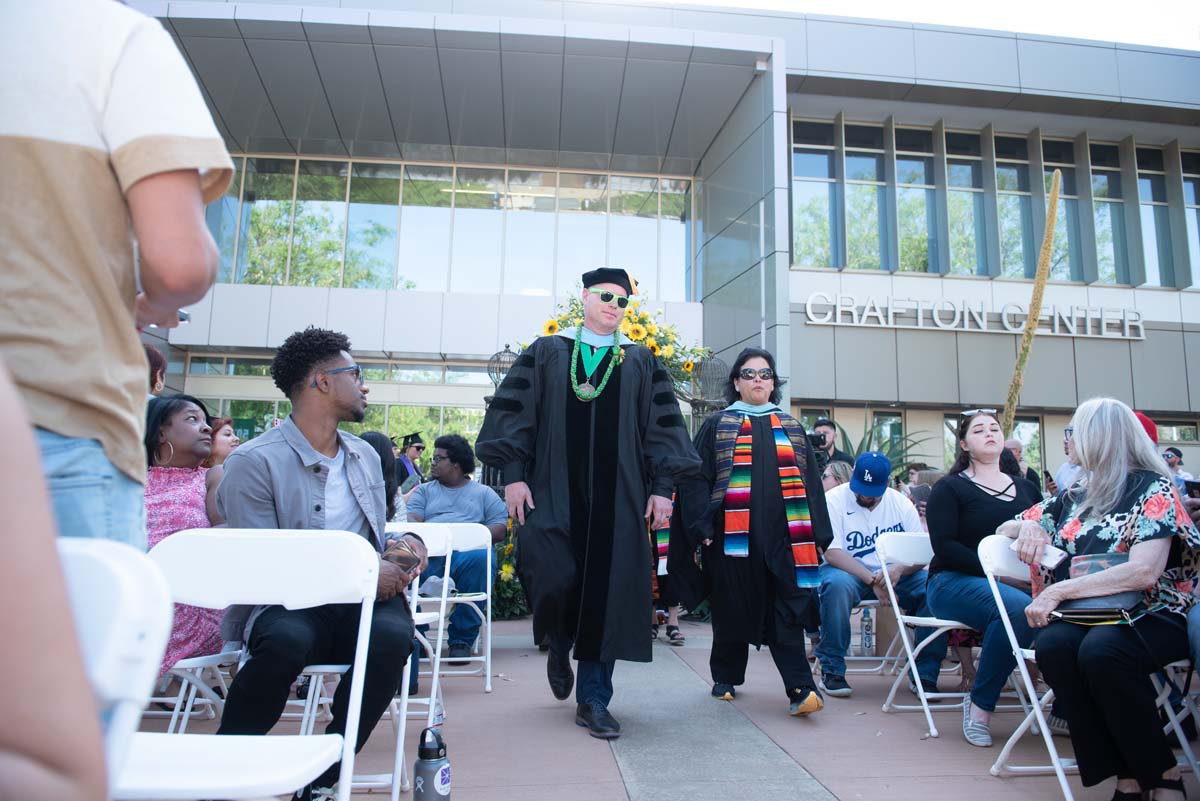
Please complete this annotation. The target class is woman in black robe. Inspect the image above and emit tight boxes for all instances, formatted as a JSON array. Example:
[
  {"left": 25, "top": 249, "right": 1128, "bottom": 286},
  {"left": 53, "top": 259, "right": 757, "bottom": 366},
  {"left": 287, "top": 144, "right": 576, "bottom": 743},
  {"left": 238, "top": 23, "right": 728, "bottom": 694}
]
[{"left": 670, "top": 347, "right": 833, "bottom": 716}]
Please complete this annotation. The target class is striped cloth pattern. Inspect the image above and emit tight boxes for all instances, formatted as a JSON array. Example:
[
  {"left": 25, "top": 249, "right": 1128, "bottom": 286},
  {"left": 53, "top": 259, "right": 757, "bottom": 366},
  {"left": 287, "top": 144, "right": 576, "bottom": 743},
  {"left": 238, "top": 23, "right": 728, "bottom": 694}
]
[
  {"left": 654, "top": 526, "right": 670, "bottom": 573},
  {"left": 722, "top": 413, "right": 819, "bottom": 588}
]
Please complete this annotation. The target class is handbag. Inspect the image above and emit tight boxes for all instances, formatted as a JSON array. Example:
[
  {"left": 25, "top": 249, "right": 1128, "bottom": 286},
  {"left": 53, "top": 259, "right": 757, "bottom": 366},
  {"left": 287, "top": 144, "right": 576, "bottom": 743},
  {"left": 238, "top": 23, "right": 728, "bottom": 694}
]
[{"left": 1049, "top": 517, "right": 1146, "bottom": 624}]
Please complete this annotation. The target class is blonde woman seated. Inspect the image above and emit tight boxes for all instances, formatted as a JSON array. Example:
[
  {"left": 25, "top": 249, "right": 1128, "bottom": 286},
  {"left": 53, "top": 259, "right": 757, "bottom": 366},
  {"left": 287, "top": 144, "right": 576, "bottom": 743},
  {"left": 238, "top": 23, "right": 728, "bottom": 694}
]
[{"left": 1005, "top": 397, "right": 1200, "bottom": 801}]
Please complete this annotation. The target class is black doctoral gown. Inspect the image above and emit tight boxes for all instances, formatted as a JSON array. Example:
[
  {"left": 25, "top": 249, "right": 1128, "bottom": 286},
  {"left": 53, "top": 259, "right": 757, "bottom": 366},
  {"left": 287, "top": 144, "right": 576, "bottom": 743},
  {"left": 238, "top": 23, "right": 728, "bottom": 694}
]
[
  {"left": 475, "top": 333, "right": 701, "bottom": 663},
  {"left": 669, "top": 411, "right": 833, "bottom": 647}
]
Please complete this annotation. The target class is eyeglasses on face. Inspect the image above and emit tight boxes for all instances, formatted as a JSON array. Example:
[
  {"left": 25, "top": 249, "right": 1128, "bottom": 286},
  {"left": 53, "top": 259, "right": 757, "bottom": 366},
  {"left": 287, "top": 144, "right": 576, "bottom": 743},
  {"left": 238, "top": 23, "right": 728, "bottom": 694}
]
[
  {"left": 961, "top": 408, "right": 997, "bottom": 417},
  {"left": 430, "top": 454, "right": 449, "bottom": 464},
  {"left": 594, "top": 290, "right": 630, "bottom": 309},
  {"left": 412, "top": 445, "right": 425, "bottom": 452},
  {"left": 738, "top": 368, "right": 774, "bottom": 381},
  {"left": 1064, "top": 426, "right": 1075, "bottom": 440},
  {"left": 311, "top": 364, "right": 363, "bottom": 388}
]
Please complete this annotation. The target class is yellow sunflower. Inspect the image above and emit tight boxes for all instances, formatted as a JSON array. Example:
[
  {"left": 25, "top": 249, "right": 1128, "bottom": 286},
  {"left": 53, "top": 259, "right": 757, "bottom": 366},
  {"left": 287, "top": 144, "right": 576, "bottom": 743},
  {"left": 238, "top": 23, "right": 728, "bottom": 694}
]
[
  {"left": 648, "top": 343, "right": 660, "bottom": 356},
  {"left": 628, "top": 323, "right": 647, "bottom": 341},
  {"left": 645, "top": 322, "right": 658, "bottom": 336},
  {"left": 504, "top": 542, "right": 514, "bottom": 556},
  {"left": 661, "top": 345, "right": 674, "bottom": 359},
  {"left": 645, "top": 337, "right": 658, "bottom": 350},
  {"left": 542, "top": 319, "right": 559, "bottom": 336},
  {"left": 499, "top": 563, "right": 516, "bottom": 583},
  {"left": 683, "top": 360, "right": 695, "bottom": 373}
]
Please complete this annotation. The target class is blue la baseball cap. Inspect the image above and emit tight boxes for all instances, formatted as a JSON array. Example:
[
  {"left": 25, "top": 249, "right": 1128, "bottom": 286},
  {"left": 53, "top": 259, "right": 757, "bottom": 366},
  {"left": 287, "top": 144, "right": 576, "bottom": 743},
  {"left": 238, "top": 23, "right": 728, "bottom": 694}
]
[{"left": 850, "top": 451, "right": 892, "bottom": 498}]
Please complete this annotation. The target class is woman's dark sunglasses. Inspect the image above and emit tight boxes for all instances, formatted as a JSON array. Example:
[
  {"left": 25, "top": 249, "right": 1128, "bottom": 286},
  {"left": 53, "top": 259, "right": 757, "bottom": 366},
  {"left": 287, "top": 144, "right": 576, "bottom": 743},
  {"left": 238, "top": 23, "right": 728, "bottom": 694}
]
[
  {"left": 739, "top": 368, "right": 774, "bottom": 381},
  {"left": 596, "top": 290, "right": 630, "bottom": 309}
]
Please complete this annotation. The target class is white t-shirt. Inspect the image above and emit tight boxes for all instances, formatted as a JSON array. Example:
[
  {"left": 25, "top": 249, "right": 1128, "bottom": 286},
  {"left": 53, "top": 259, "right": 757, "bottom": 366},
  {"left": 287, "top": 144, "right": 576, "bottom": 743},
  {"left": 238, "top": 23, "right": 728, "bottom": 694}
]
[
  {"left": 320, "top": 447, "right": 367, "bottom": 537},
  {"left": 825, "top": 484, "right": 923, "bottom": 573},
  {"left": 1054, "top": 461, "right": 1085, "bottom": 492}
]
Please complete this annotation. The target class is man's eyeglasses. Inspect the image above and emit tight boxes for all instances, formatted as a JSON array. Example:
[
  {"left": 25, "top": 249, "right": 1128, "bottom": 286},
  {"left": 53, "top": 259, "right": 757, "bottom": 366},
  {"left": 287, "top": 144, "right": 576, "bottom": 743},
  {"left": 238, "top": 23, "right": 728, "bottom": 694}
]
[
  {"left": 431, "top": 454, "right": 448, "bottom": 464},
  {"left": 738, "top": 368, "right": 774, "bottom": 381},
  {"left": 311, "top": 364, "right": 363, "bottom": 388},
  {"left": 594, "top": 290, "right": 630, "bottom": 309},
  {"left": 961, "top": 408, "right": 997, "bottom": 417}
]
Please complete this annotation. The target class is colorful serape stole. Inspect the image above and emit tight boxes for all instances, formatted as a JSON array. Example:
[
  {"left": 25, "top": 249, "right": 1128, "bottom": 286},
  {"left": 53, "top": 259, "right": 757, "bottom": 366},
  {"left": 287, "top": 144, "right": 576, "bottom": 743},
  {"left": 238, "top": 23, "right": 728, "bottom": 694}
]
[
  {"left": 721, "top": 413, "right": 820, "bottom": 588},
  {"left": 654, "top": 525, "right": 670, "bottom": 575},
  {"left": 722, "top": 415, "right": 754, "bottom": 558}
]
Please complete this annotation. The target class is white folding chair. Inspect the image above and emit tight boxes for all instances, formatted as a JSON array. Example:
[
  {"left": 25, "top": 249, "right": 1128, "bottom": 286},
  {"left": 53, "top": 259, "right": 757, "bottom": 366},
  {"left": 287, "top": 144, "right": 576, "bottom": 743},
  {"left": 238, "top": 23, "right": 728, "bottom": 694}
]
[
  {"left": 876, "top": 531, "right": 973, "bottom": 737},
  {"left": 439, "top": 522, "right": 493, "bottom": 692},
  {"left": 843, "top": 600, "right": 904, "bottom": 675},
  {"left": 116, "top": 528, "right": 378, "bottom": 801},
  {"left": 59, "top": 538, "right": 173, "bottom": 796},
  {"left": 978, "top": 534, "right": 1076, "bottom": 801},
  {"left": 146, "top": 645, "right": 243, "bottom": 734}
]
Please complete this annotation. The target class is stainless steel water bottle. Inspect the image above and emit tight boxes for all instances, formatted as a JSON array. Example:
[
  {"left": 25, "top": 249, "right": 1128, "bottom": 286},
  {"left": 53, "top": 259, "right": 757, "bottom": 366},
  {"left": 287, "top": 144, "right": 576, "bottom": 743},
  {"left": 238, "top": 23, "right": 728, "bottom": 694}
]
[
  {"left": 412, "top": 726, "right": 450, "bottom": 800},
  {"left": 860, "top": 606, "right": 874, "bottom": 655}
]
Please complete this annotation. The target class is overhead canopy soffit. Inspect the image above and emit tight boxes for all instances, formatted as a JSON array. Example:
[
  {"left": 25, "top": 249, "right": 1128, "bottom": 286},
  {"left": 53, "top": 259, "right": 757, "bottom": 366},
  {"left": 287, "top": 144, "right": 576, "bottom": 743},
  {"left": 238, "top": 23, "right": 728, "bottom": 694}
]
[{"left": 147, "top": 2, "right": 774, "bottom": 175}]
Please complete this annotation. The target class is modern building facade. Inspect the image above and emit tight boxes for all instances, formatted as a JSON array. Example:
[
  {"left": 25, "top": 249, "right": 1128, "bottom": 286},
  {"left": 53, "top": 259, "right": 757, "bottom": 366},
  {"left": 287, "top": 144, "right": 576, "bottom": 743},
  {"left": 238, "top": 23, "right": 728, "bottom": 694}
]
[{"left": 136, "top": 0, "right": 1200, "bottom": 479}]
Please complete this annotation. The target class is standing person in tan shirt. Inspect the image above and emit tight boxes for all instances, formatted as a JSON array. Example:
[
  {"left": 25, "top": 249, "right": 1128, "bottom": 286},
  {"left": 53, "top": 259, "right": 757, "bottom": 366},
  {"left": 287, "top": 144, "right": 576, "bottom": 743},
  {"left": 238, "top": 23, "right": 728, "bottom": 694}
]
[{"left": 0, "top": 0, "right": 233, "bottom": 547}]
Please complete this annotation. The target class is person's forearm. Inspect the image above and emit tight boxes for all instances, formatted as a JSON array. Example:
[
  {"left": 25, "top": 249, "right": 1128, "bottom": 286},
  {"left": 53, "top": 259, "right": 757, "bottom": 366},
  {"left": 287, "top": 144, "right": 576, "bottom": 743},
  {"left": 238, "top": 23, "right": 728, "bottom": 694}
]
[
  {"left": 1042, "top": 562, "right": 1160, "bottom": 602},
  {"left": 824, "top": 549, "right": 875, "bottom": 584},
  {"left": 997, "top": 520, "right": 1023, "bottom": 538},
  {"left": 0, "top": 754, "right": 105, "bottom": 801},
  {"left": 488, "top": 523, "right": 506, "bottom": 543}
]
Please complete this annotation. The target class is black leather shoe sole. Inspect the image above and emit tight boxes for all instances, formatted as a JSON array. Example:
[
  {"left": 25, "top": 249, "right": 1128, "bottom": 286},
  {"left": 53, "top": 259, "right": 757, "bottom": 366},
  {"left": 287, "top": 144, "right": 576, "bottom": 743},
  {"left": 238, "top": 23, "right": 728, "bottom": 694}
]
[
  {"left": 575, "top": 709, "right": 621, "bottom": 739},
  {"left": 547, "top": 649, "right": 574, "bottom": 700}
]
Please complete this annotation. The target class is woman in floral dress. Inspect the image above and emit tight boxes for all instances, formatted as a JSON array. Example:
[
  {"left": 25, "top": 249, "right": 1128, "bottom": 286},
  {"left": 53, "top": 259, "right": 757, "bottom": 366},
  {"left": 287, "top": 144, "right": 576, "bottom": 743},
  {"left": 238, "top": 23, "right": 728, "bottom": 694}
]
[
  {"left": 144, "top": 395, "right": 227, "bottom": 676},
  {"left": 1005, "top": 397, "right": 1200, "bottom": 801}
]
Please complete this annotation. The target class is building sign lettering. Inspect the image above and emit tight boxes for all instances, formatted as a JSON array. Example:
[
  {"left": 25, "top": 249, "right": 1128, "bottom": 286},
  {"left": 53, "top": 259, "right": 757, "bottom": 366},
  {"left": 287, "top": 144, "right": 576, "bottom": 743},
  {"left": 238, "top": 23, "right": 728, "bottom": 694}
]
[{"left": 803, "top": 293, "right": 1144, "bottom": 340}]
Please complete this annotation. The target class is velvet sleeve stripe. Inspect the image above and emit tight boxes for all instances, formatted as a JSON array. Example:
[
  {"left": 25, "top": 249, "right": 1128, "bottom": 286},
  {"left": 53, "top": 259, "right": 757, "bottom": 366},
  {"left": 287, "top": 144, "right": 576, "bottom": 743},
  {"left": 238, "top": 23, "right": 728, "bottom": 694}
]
[{"left": 652, "top": 391, "right": 675, "bottom": 405}]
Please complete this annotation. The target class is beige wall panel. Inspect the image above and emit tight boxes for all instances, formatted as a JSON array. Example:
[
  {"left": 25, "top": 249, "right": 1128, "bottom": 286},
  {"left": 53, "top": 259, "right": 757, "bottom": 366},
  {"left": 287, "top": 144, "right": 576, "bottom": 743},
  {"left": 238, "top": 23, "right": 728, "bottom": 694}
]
[
  {"left": 833, "top": 327, "right": 898, "bottom": 402},
  {"left": 896, "top": 329, "right": 959, "bottom": 404},
  {"left": 1131, "top": 329, "right": 1190, "bottom": 413},
  {"left": 1186, "top": 332, "right": 1200, "bottom": 413},
  {"left": 789, "top": 314, "right": 837, "bottom": 401},
  {"left": 1073, "top": 338, "right": 1134, "bottom": 406},
  {"left": 956, "top": 332, "right": 1016, "bottom": 407},
  {"left": 1019, "top": 336, "right": 1078, "bottom": 409},
  {"left": 905, "top": 408, "right": 948, "bottom": 470}
]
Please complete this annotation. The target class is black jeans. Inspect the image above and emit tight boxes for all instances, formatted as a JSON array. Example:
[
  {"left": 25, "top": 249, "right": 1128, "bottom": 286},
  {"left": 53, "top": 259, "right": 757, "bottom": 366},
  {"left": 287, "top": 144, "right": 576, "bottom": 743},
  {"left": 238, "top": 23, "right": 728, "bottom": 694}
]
[
  {"left": 1034, "top": 612, "right": 1188, "bottom": 788},
  {"left": 218, "top": 595, "right": 415, "bottom": 786}
]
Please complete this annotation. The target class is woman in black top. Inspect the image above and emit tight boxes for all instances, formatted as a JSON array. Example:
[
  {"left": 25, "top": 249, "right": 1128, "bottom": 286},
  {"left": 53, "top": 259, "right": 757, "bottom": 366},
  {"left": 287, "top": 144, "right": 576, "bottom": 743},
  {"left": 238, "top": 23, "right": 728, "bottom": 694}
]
[{"left": 926, "top": 410, "right": 1041, "bottom": 747}]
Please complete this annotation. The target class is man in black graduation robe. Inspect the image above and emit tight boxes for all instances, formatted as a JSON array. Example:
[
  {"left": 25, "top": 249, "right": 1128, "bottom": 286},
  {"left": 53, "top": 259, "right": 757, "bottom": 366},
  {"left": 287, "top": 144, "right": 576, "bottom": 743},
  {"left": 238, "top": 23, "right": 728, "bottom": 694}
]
[{"left": 476, "top": 268, "right": 700, "bottom": 739}]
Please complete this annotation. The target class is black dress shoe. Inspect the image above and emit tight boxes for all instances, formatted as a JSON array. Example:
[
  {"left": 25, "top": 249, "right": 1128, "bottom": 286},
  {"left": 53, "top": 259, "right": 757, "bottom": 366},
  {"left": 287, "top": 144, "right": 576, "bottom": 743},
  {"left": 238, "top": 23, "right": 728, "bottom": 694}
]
[
  {"left": 575, "top": 701, "right": 621, "bottom": 739},
  {"left": 547, "top": 647, "right": 574, "bottom": 700}
]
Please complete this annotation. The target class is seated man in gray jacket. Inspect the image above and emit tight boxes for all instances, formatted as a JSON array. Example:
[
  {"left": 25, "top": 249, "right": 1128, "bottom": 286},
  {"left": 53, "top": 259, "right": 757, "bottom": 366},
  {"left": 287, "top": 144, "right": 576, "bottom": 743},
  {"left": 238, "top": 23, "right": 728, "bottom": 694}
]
[{"left": 216, "top": 326, "right": 426, "bottom": 801}]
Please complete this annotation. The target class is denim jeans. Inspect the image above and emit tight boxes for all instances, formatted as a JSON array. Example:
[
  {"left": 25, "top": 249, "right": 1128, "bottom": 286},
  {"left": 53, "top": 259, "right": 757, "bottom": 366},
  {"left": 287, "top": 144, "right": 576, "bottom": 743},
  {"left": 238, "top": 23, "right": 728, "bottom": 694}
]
[
  {"left": 926, "top": 570, "right": 1033, "bottom": 712},
  {"left": 815, "top": 564, "right": 946, "bottom": 682},
  {"left": 35, "top": 428, "right": 145, "bottom": 549},
  {"left": 576, "top": 660, "right": 615, "bottom": 706},
  {"left": 423, "top": 549, "right": 487, "bottom": 647},
  {"left": 1188, "top": 604, "right": 1200, "bottom": 669}
]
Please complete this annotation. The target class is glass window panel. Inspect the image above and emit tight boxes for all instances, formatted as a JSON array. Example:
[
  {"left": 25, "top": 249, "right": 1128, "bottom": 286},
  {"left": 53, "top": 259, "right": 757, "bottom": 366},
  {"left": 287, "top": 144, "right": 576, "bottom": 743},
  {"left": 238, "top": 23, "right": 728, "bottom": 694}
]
[
  {"left": 194, "top": 398, "right": 221, "bottom": 417},
  {"left": 1183, "top": 152, "right": 1200, "bottom": 175},
  {"left": 897, "top": 186, "right": 936, "bottom": 273},
  {"left": 237, "top": 158, "right": 295, "bottom": 285},
  {"left": 948, "top": 190, "right": 987, "bottom": 276},
  {"left": 398, "top": 165, "right": 452, "bottom": 291},
  {"left": 207, "top": 157, "right": 240, "bottom": 283},
  {"left": 998, "top": 193, "right": 1034, "bottom": 279},
  {"left": 1049, "top": 198, "right": 1082, "bottom": 281},
  {"left": 386, "top": 404, "right": 442, "bottom": 475},
  {"left": 793, "top": 120, "right": 835, "bottom": 147},
  {"left": 337, "top": 403, "right": 385, "bottom": 437},
  {"left": 188, "top": 356, "right": 224, "bottom": 375},
  {"left": 994, "top": 135, "right": 1029, "bottom": 161},
  {"left": 228, "top": 400, "right": 277, "bottom": 441},
  {"left": 556, "top": 173, "right": 608, "bottom": 298},
  {"left": 1189, "top": 210, "right": 1200, "bottom": 289},
  {"left": 1091, "top": 170, "right": 1123, "bottom": 200},
  {"left": 503, "top": 170, "right": 556, "bottom": 296},
  {"left": 945, "top": 132, "right": 981, "bottom": 157},
  {"left": 948, "top": 159, "right": 982, "bottom": 189},
  {"left": 1141, "top": 203, "right": 1175, "bottom": 287},
  {"left": 290, "top": 161, "right": 347, "bottom": 287},
  {"left": 844, "top": 125, "right": 884, "bottom": 150},
  {"left": 1011, "top": 418, "right": 1044, "bottom": 477},
  {"left": 1185, "top": 177, "right": 1199, "bottom": 206},
  {"left": 1042, "top": 139, "right": 1075, "bottom": 165},
  {"left": 793, "top": 150, "right": 834, "bottom": 179},
  {"left": 792, "top": 180, "right": 836, "bottom": 268},
  {"left": 609, "top": 176, "right": 659, "bottom": 298},
  {"left": 450, "top": 167, "right": 503, "bottom": 294},
  {"left": 1159, "top": 423, "right": 1199, "bottom": 443},
  {"left": 1044, "top": 167, "right": 1077, "bottom": 196},
  {"left": 1136, "top": 147, "right": 1165, "bottom": 172},
  {"left": 846, "top": 183, "right": 886, "bottom": 270},
  {"left": 660, "top": 179, "right": 690, "bottom": 303},
  {"left": 345, "top": 164, "right": 400, "bottom": 290},
  {"left": 872, "top": 412, "right": 903, "bottom": 451},
  {"left": 845, "top": 153, "right": 883, "bottom": 182},
  {"left": 1090, "top": 143, "right": 1121, "bottom": 169},
  {"left": 360, "top": 363, "right": 388, "bottom": 383},
  {"left": 1138, "top": 174, "right": 1167, "bottom": 203},
  {"left": 896, "top": 156, "right": 933, "bottom": 186},
  {"left": 996, "top": 164, "right": 1030, "bottom": 192},
  {"left": 441, "top": 407, "right": 487, "bottom": 459},
  {"left": 393, "top": 364, "right": 443, "bottom": 383},
  {"left": 227, "top": 358, "right": 272, "bottom": 377},
  {"left": 895, "top": 128, "right": 933, "bottom": 153},
  {"left": 445, "top": 366, "right": 491, "bottom": 386},
  {"left": 1093, "top": 201, "right": 1129, "bottom": 285}
]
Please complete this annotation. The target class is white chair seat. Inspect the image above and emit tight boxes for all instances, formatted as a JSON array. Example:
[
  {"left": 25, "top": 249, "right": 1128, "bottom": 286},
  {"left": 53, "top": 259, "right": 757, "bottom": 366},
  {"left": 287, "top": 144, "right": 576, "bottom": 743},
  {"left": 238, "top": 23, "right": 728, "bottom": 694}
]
[
  {"left": 115, "top": 732, "right": 342, "bottom": 800},
  {"left": 413, "top": 611, "right": 441, "bottom": 626},
  {"left": 899, "top": 614, "right": 969, "bottom": 629}
]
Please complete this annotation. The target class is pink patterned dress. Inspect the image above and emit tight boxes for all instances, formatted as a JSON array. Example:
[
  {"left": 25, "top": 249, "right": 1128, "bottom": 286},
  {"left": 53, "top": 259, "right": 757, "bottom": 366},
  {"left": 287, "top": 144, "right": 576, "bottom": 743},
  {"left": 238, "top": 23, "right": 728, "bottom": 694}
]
[{"left": 145, "top": 466, "right": 226, "bottom": 676}]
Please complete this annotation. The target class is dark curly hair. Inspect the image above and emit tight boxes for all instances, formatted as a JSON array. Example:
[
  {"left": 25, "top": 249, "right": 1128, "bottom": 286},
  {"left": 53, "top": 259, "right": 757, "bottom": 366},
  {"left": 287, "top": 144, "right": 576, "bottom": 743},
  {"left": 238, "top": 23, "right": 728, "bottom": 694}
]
[
  {"left": 272, "top": 327, "right": 352, "bottom": 400},
  {"left": 360, "top": 431, "right": 399, "bottom": 521},
  {"left": 434, "top": 433, "right": 475, "bottom": 475},
  {"left": 722, "top": 347, "right": 787, "bottom": 405}
]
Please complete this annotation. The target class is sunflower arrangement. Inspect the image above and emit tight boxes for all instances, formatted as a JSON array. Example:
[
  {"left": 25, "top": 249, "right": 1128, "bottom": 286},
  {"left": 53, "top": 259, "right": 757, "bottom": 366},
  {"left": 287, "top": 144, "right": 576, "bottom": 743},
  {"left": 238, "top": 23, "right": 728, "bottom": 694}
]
[
  {"left": 492, "top": 521, "right": 530, "bottom": 620},
  {"left": 538, "top": 293, "right": 710, "bottom": 388}
]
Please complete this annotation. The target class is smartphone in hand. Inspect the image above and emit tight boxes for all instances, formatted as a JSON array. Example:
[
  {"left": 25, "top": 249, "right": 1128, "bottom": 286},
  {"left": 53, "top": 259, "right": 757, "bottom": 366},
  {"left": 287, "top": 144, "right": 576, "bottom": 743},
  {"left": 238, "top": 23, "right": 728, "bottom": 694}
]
[{"left": 383, "top": 537, "right": 422, "bottom": 573}]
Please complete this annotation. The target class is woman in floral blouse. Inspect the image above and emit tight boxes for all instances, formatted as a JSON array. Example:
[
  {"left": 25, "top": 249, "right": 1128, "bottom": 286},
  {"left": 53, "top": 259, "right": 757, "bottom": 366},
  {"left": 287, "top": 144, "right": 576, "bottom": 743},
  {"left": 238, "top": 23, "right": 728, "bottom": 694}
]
[{"left": 1003, "top": 397, "right": 1200, "bottom": 801}]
